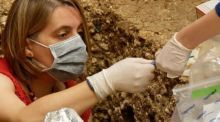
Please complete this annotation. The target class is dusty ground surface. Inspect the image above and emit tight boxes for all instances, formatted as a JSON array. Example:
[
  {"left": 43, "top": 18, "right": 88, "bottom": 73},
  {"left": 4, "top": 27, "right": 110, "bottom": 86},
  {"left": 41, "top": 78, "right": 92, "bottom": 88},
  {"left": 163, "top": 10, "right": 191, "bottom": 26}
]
[{"left": 0, "top": 0, "right": 206, "bottom": 121}]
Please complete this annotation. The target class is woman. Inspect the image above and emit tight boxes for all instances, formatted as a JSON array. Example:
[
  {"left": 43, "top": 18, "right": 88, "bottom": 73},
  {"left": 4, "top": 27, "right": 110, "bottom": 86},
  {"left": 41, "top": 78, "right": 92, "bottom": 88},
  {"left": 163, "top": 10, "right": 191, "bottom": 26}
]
[
  {"left": 156, "top": 2, "right": 220, "bottom": 78},
  {"left": 0, "top": 0, "right": 155, "bottom": 122}
]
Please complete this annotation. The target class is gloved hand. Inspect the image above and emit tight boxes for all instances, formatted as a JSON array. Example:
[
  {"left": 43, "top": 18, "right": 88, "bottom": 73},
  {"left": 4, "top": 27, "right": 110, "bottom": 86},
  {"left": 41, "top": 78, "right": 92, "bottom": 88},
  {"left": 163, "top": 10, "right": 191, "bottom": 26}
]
[
  {"left": 87, "top": 58, "right": 155, "bottom": 99},
  {"left": 156, "top": 33, "right": 192, "bottom": 78}
]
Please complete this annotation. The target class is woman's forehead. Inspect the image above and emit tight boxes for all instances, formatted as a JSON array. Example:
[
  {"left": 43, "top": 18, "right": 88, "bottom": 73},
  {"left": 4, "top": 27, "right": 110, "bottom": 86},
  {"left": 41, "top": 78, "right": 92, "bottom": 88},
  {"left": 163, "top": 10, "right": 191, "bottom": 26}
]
[{"left": 44, "top": 6, "right": 82, "bottom": 32}]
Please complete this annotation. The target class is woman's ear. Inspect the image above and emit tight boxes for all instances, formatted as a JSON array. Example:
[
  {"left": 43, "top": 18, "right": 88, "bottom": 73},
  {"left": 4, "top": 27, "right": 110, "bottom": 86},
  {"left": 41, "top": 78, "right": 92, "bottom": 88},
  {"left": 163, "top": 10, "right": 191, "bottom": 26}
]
[
  {"left": 25, "top": 39, "right": 34, "bottom": 58},
  {"left": 25, "top": 48, "right": 34, "bottom": 58}
]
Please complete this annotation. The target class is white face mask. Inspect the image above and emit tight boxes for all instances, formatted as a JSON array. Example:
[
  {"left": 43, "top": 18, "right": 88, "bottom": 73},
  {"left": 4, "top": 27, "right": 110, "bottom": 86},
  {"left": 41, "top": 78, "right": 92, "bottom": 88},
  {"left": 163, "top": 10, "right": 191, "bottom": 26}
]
[{"left": 29, "top": 34, "right": 88, "bottom": 82}]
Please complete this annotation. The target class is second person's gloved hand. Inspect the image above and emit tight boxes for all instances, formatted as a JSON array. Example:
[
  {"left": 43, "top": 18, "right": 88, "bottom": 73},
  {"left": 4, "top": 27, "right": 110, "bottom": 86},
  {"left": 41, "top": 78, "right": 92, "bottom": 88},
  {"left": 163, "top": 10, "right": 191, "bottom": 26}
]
[
  {"left": 156, "top": 33, "right": 192, "bottom": 78},
  {"left": 87, "top": 58, "right": 155, "bottom": 100}
]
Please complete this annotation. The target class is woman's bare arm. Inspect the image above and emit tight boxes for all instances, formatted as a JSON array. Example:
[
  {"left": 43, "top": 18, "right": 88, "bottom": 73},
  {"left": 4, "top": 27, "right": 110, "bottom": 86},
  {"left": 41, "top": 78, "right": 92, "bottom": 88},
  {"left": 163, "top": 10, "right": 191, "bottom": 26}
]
[
  {"left": 0, "top": 73, "right": 98, "bottom": 122},
  {"left": 177, "top": 10, "right": 220, "bottom": 49}
]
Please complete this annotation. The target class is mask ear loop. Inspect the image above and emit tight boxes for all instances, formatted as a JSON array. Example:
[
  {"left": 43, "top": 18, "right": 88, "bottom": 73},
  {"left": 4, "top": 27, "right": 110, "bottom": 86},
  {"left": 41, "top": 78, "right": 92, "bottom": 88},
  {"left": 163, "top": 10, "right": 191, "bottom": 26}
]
[
  {"left": 28, "top": 38, "right": 49, "bottom": 48},
  {"left": 27, "top": 38, "right": 51, "bottom": 71}
]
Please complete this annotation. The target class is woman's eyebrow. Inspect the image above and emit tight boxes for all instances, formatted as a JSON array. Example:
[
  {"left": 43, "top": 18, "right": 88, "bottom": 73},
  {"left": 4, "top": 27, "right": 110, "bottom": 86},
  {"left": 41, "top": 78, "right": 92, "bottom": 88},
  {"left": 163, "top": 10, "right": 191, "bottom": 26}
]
[{"left": 52, "top": 26, "right": 72, "bottom": 33}]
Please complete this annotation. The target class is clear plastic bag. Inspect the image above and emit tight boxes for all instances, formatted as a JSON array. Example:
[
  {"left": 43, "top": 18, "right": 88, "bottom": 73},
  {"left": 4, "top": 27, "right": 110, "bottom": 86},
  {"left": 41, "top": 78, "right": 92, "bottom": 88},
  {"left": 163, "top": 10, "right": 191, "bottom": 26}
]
[
  {"left": 190, "top": 46, "right": 220, "bottom": 83},
  {"left": 172, "top": 76, "right": 220, "bottom": 122},
  {"left": 172, "top": 45, "right": 220, "bottom": 122},
  {"left": 44, "top": 108, "right": 83, "bottom": 122}
]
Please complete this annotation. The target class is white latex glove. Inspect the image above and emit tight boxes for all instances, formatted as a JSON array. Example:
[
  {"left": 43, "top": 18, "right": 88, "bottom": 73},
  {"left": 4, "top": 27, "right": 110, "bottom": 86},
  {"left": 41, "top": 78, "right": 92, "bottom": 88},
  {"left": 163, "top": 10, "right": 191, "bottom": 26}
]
[
  {"left": 87, "top": 58, "right": 155, "bottom": 99},
  {"left": 156, "top": 33, "right": 192, "bottom": 78}
]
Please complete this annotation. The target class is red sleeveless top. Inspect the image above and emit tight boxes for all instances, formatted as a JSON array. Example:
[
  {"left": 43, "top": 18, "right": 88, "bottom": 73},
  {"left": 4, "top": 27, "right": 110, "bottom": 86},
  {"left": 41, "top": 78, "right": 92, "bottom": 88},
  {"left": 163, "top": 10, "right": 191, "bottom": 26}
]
[{"left": 0, "top": 58, "right": 91, "bottom": 121}]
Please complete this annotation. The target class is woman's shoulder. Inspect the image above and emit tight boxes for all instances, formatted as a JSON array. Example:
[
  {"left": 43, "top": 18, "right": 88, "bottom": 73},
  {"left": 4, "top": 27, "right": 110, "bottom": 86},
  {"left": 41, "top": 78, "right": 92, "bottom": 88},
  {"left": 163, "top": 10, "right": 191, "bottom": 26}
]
[{"left": 0, "top": 73, "right": 15, "bottom": 92}]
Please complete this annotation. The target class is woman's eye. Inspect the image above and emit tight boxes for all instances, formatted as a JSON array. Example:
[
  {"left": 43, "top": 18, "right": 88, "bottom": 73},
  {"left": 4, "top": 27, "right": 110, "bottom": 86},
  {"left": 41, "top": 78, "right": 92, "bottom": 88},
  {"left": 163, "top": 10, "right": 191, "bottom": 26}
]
[{"left": 58, "top": 32, "right": 68, "bottom": 39}]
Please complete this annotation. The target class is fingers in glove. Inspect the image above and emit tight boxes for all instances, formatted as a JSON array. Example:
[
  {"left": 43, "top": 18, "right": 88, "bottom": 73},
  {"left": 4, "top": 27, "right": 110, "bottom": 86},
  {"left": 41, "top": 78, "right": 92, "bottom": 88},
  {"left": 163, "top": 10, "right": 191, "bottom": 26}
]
[
  {"left": 134, "top": 58, "right": 155, "bottom": 64},
  {"left": 130, "top": 83, "right": 148, "bottom": 93},
  {"left": 147, "top": 73, "right": 155, "bottom": 81},
  {"left": 155, "top": 49, "right": 161, "bottom": 57},
  {"left": 143, "top": 63, "right": 155, "bottom": 73}
]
